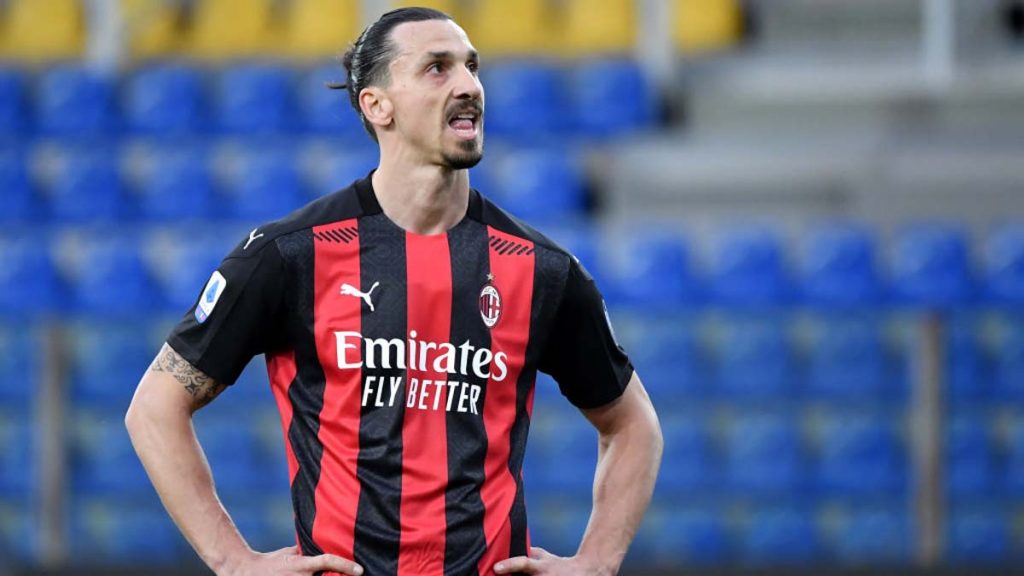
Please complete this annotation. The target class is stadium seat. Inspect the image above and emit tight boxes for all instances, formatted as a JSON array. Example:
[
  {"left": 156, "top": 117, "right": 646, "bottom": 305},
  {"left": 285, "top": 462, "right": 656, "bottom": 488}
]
[
  {"left": 816, "top": 413, "right": 905, "bottom": 496},
  {"left": 484, "top": 146, "right": 585, "bottom": 222},
  {"left": 612, "top": 311, "right": 703, "bottom": 401},
  {"left": 0, "top": 231, "right": 60, "bottom": 315},
  {"left": 527, "top": 412, "right": 596, "bottom": 493},
  {"left": 947, "top": 414, "right": 997, "bottom": 498},
  {"left": 946, "top": 507, "right": 1010, "bottom": 563},
  {"left": 567, "top": 59, "right": 656, "bottom": 137},
  {"left": 0, "top": 412, "right": 31, "bottom": 497},
  {"left": 463, "top": 0, "right": 552, "bottom": 56},
  {"left": 193, "top": 409, "right": 266, "bottom": 491},
  {"left": 983, "top": 224, "right": 1024, "bottom": 303},
  {"left": 70, "top": 409, "right": 151, "bottom": 494},
  {"left": 0, "top": 68, "right": 26, "bottom": 134},
  {"left": 310, "top": 146, "right": 379, "bottom": 195},
  {"left": 150, "top": 226, "right": 229, "bottom": 311},
  {"left": 187, "top": 0, "right": 276, "bottom": 59},
  {"left": 0, "top": 0, "right": 84, "bottom": 61},
  {"left": 120, "top": 0, "right": 183, "bottom": 60},
  {"left": 710, "top": 228, "right": 789, "bottom": 305},
  {"left": 559, "top": 0, "right": 636, "bottom": 56},
  {"left": 0, "top": 148, "right": 37, "bottom": 223},
  {"left": 215, "top": 64, "right": 295, "bottom": 134},
  {"left": 0, "top": 322, "right": 37, "bottom": 407},
  {"left": 128, "top": 142, "right": 214, "bottom": 221},
  {"left": 479, "top": 63, "right": 569, "bottom": 140},
  {"left": 35, "top": 64, "right": 115, "bottom": 136},
  {"left": 62, "top": 232, "right": 159, "bottom": 314},
  {"left": 890, "top": 224, "right": 973, "bottom": 306},
  {"left": 673, "top": 0, "right": 743, "bottom": 54},
  {"left": 601, "top": 229, "right": 692, "bottom": 307},
  {"left": 633, "top": 504, "right": 730, "bottom": 564},
  {"left": 220, "top": 144, "right": 304, "bottom": 220},
  {"left": 281, "top": 0, "right": 359, "bottom": 60},
  {"left": 831, "top": 507, "right": 911, "bottom": 562},
  {"left": 658, "top": 417, "right": 715, "bottom": 495},
  {"left": 800, "top": 223, "right": 880, "bottom": 306},
  {"left": 804, "top": 314, "right": 889, "bottom": 399},
  {"left": 0, "top": 500, "right": 37, "bottom": 564},
  {"left": 1004, "top": 415, "right": 1024, "bottom": 494},
  {"left": 67, "top": 318, "right": 158, "bottom": 407},
  {"left": 724, "top": 412, "right": 803, "bottom": 494},
  {"left": 296, "top": 63, "right": 365, "bottom": 136},
  {"left": 741, "top": 506, "right": 819, "bottom": 564},
  {"left": 713, "top": 314, "right": 793, "bottom": 398},
  {"left": 41, "top": 144, "right": 125, "bottom": 222},
  {"left": 946, "top": 314, "right": 988, "bottom": 400},
  {"left": 992, "top": 314, "right": 1024, "bottom": 401},
  {"left": 526, "top": 496, "right": 591, "bottom": 557},
  {"left": 70, "top": 496, "right": 185, "bottom": 563},
  {"left": 123, "top": 62, "right": 204, "bottom": 134}
]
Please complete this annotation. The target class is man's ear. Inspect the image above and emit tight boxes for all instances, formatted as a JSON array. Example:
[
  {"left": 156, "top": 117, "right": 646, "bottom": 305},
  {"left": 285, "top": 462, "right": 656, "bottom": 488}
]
[{"left": 360, "top": 86, "right": 394, "bottom": 130}]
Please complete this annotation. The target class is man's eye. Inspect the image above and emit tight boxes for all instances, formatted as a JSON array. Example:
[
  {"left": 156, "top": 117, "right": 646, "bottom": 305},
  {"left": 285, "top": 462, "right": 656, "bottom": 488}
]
[
  {"left": 428, "top": 63, "right": 443, "bottom": 73},
  {"left": 467, "top": 61, "right": 479, "bottom": 73}
]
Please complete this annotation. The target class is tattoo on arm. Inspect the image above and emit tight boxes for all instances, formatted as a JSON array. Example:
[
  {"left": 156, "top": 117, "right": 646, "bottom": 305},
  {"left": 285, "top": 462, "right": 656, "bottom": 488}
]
[{"left": 150, "top": 344, "right": 226, "bottom": 409}]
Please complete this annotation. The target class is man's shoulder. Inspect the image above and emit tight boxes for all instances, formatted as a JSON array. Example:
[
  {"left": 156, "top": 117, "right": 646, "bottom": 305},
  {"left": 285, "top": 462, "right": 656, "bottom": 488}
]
[{"left": 225, "top": 180, "right": 365, "bottom": 259}]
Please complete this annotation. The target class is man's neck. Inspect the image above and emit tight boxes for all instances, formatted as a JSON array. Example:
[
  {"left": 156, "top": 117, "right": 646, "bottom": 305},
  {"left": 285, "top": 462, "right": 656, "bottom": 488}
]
[{"left": 371, "top": 158, "right": 470, "bottom": 236}]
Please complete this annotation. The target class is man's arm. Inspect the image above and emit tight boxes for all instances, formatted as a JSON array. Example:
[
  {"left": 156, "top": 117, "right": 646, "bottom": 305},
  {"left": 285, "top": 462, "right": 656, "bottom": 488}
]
[
  {"left": 125, "top": 343, "right": 362, "bottom": 576},
  {"left": 495, "top": 372, "right": 663, "bottom": 575}
]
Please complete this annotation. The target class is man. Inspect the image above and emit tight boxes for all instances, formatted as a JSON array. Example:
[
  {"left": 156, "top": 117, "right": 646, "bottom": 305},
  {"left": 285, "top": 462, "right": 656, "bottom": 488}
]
[{"left": 126, "top": 7, "right": 662, "bottom": 576}]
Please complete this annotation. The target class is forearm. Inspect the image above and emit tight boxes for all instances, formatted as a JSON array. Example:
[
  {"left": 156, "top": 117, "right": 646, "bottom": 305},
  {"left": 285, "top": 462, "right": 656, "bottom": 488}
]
[
  {"left": 125, "top": 400, "right": 250, "bottom": 573},
  {"left": 576, "top": 406, "right": 662, "bottom": 573}
]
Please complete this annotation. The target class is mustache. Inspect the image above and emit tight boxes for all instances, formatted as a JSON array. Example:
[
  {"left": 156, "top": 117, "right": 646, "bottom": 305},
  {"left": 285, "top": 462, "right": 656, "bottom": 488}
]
[{"left": 445, "top": 99, "right": 483, "bottom": 121}]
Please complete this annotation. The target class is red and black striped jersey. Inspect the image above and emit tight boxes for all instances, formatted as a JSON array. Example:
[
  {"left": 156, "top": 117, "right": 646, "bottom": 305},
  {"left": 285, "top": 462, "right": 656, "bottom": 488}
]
[{"left": 168, "top": 174, "right": 633, "bottom": 576}]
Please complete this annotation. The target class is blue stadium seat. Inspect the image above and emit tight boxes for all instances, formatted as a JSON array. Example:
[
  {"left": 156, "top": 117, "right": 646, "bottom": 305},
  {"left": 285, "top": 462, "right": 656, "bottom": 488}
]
[
  {"left": 71, "top": 409, "right": 151, "bottom": 494},
  {"left": 0, "top": 500, "right": 37, "bottom": 564},
  {"left": 526, "top": 496, "right": 591, "bottom": 558},
  {"left": 68, "top": 319, "right": 157, "bottom": 407},
  {"left": 633, "top": 504, "right": 730, "bottom": 565},
  {"left": 297, "top": 62, "right": 364, "bottom": 136},
  {"left": 741, "top": 506, "right": 819, "bottom": 564},
  {"left": 152, "top": 226, "right": 229, "bottom": 312},
  {"left": 123, "top": 62, "right": 204, "bottom": 134},
  {"left": 220, "top": 495, "right": 295, "bottom": 553},
  {"left": 35, "top": 64, "right": 115, "bottom": 135},
  {"left": 131, "top": 142, "right": 214, "bottom": 221},
  {"left": 800, "top": 223, "right": 879, "bottom": 305},
  {"left": 613, "top": 311, "right": 703, "bottom": 401},
  {"left": 602, "top": 230, "right": 694, "bottom": 307},
  {"left": 831, "top": 507, "right": 911, "bottom": 562},
  {"left": 710, "top": 228, "right": 788, "bottom": 305},
  {"left": 538, "top": 223, "right": 604, "bottom": 286},
  {"left": 805, "top": 314, "right": 889, "bottom": 399},
  {"left": 0, "top": 412, "right": 32, "bottom": 497},
  {"left": 0, "top": 148, "right": 36, "bottom": 223},
  {"left": 890, "top": 224, "right": 973, "bottom": 306},
  {"left": 0, "top": 231, "right": 59, "bottom": 315},
  {"left": 485, "top": 146, "right": 585, "bottom": 222},
  {"left": 0, "top": 322, "right": 36, "bottom": 407},
  {"left": 480, "top": 62, "right": 569, "bottom": 140},
  {"left": 0, "top": 68, "right": 26, "bottom": 134},
  {"left": 947, "top": 314, "right": 988, "bottom": 400},
  {"left": 714, "top": 315, "right": 793, "bottom": 398},
  {"left": 724, "top": 413, "right": 803, "bottom": 494},
  {"left": 567, "top": 59, "right": 656, "bottom": 137},
  {"left": 529, "top": 414, "right": 596, "bottom": 493},
  {"left": 984, "top": 224, "right": 1024, "bottom": 303},
  {"left": 222, "top": 144, "right": 304, "bottom": 220},
  {"left": 992, "top": 315, "right": 1024, "bottom": 401},
  {"left": 1004, "top": 415, "right": 1024, "bottom": 494},
  {"left": 947, "top": 507, "right": 1010, "bottom": 563},
  {"left": 64, "top": 232, "right": 158, "bottom": 314},
  {"left": 193, "top": 410, "right": 265, "bottom": 491},
  {"left": 43, "top": 144, "right": 126, "bottom": 222},
  {"left": 215, "top": 63, "right": 294, "bottom": 133},
  {"left": 314, "top": 146, "right": 378, "bottom": 195},
  {"left": 947, "top": 415, "right": 997, "bottom": 499},
  {"left": 816, "top": 413, "right": 905, "bottom": 496},
  {"left": 70, "top": 496, "right": 185, "bottom": 563},
  {"left": 658, "top": 417, "right": 715, "bottom": 495}
]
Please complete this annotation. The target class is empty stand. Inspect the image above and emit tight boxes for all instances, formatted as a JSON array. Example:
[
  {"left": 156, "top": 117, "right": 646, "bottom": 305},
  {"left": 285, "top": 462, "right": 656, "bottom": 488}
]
[
  {"left": 122, "top": 62, "right": 204, "bottom": 134},
  {"left": 0, "top": 0, "right": 84, "bottom": 61},
  {"left": 214, "top": 63, "right": 295, "bottom": 133},
  {"left": 799, "top": 223, "right": 880, "bottom": 306},
  {"left": 710, "top": 228, "right": 789, "bottom": 305},
  {"left": 567, "top": 59, "right": 656, "bottom": 136},
  {"left": 890, "top": 224, "right": 974, "bottom": 306},
  {"left": 34, "top": 64, "right": 115, "bottom": 136}
]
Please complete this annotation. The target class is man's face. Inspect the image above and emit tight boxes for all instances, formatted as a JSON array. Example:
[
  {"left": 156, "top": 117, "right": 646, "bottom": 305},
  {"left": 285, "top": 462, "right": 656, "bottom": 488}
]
[{"left": 380, "top": 19, "right": 484, "bottom": 169}]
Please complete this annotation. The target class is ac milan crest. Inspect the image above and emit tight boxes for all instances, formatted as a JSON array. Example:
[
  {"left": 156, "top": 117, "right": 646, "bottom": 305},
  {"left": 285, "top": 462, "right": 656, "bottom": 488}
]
[{"left": 479, "top": 282, "right": 502, "bottom": 328}]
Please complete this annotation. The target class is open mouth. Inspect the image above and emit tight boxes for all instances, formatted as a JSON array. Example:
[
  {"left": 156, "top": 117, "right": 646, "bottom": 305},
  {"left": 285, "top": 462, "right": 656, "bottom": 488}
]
[{"left": 447, "top": 109, "right": 480, "bottom": 139}]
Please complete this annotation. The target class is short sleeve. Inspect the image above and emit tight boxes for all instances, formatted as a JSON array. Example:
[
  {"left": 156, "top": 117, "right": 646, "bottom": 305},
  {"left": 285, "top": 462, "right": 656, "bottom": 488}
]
[
  {"left": 539, "top": 256, "right": 634, "bottom": 409},
  {"left": 166, "top": 239, "right": 287, "bottom": 386}
]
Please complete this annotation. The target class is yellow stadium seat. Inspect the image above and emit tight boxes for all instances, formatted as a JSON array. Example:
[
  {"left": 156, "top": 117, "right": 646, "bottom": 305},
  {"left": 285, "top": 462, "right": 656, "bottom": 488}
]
[
  {"left": 283, "top": 0, "right": 359, "bottom": 60},
  {"left": 462, "top": 0, "right": 552, "bottom": 57},
  {"left": 0, "top": 0, "right": 84, "bottom": 61},
  {"left": 674, "top": 0, "right": 742, "bottom": 54},
  {"left": 559, "top": 0, "right": 636, "bottom": 56},
  {"left": 186, "top": 0, "right": 277, "bottom": 60},
  {"left": 392, "top": 0, "right": 460, "bottom": 20},
  {"left": 121, "top": 0, "right": 184, "bottom": 60}
]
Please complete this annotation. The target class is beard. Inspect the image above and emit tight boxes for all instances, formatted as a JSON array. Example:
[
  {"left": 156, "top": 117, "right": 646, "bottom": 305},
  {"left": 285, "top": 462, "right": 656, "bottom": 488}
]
[{"left": 442, "top": 137, "right": 484, "bottom": 170}]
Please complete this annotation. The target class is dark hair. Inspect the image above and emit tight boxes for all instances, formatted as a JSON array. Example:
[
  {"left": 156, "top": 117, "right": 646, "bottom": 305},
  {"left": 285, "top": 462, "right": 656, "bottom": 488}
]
[{"left": 329, "top": 7, "right": 453, "bottom": 141}]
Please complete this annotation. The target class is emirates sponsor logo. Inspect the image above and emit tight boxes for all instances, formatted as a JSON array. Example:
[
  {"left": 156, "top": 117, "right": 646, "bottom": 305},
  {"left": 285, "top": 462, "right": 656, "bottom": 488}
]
[{"left": 334, "top": 330, "right": 509, "bottom": 382}]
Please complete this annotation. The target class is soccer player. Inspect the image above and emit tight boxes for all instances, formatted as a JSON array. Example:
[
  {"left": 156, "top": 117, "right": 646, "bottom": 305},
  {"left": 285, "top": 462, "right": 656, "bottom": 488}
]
[{"left": 125, "top": 7, "right": 662, "bottom": 576}]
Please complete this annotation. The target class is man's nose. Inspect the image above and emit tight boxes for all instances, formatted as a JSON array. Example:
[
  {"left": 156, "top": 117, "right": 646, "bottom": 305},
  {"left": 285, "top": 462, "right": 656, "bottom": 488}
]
[{"left": 453, "top": 65, "right": 482, "bottom": 100}]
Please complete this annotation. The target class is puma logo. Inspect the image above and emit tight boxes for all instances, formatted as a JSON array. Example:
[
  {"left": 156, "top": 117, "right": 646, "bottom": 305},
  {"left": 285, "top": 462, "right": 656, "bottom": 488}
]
[{"left": 340, "top": 281, "right": 380, "bottom": 312}]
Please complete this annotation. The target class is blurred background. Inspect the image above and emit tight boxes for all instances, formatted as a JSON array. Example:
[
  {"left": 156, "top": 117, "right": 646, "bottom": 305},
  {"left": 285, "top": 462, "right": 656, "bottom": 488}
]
[{"left": 0, "top": 0, "right": 1022, "bottom": 574}]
